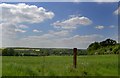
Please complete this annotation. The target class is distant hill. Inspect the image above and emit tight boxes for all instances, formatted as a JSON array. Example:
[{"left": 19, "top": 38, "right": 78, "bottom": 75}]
[{"left": 2, "top": 47, "right": 87, "bottom": 56}]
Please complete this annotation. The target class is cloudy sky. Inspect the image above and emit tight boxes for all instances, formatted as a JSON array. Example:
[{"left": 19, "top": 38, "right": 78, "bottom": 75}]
[{"left": 0, "top": 2, "right": 119, "bottom": 49}]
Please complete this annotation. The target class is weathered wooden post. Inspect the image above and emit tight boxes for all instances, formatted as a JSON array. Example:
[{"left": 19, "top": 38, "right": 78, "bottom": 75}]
[{"left": 73, "top": 48, "right": 77, "bottom": 68}]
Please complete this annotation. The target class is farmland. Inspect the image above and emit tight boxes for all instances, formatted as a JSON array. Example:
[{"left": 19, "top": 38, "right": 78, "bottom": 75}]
[{"left": 2, "top": 55, "right": 118, "bottom": 76}]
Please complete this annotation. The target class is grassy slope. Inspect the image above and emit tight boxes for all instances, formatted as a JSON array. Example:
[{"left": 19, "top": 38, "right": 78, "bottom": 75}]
[{"left": 2, "top": 55, "right": 118, "bottom": 76}]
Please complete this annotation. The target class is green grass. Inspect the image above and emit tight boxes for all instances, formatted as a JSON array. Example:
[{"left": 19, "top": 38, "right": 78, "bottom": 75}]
[
  {"left": 2, "top": 55, "right": 118, "bottom": 76},
  {"left": 0, "top": 56, "right": 2, "bottom": 77}
]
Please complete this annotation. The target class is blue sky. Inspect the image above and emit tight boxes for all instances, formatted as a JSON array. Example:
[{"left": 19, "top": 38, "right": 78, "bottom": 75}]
[
  {"left": 18, "top": 2, "right": 118, "bottom": 37},
  {"left": 1, "top": 2, "right": 119, "bottom": 49}
]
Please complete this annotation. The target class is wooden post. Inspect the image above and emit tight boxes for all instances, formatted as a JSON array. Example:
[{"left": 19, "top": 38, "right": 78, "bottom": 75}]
[{"left": 73, "top": 48, "right": 77, "bottom": 68}]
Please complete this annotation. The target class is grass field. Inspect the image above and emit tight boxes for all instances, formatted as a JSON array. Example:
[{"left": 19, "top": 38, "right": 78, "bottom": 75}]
[
  {"left": 0, "top": 56, "right": 1, "bottom": 77},
  {"left": 2, "top": 55, "right": 118, "bottom": 76}
]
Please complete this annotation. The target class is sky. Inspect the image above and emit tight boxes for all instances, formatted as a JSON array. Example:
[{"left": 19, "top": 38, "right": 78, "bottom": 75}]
[
  {"left": 1, "top": 0, "right": 119, "bottom": 2},
  {"left": 0, "top": 2, "right": 119, "bottom": 49}
]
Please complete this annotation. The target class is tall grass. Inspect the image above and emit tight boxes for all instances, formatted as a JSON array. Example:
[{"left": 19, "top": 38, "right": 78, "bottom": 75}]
[
  {"left": 0, "top": 56, "right": 2, "bottom": 77},
  {"left": 2, "top": 55, "right": 118, "bottom": 76}
]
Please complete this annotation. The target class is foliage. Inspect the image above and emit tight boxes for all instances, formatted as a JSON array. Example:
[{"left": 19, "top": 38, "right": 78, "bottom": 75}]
[
  {"left": 2, "top": 48, "right": 16, "bottom": 56},
  {"left": 87, "top": 39, "right": 119, "bottom": 55},
  {"left": 87, "top": 42, "right": 100, "bottom": 52},
  {"left": 100, "top": 39, "right": 116, "bottom": 46}
]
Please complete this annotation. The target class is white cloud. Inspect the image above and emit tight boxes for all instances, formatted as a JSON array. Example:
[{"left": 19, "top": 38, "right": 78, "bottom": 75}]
[
  {"left": 95, "top": 25, "right": 104, "bottom": 30},
  {"left": 13, "top": 34, "right": 104, "bottom": 49},
  {"left": 93, "top": 0, "right": 118, "bottom": 2},
  {"left": 32, "top": 30, "right": 70, "bottom": 38},
  {"left": 33, "top": 29, "right": 42, "bottom": 33},
  {"left": 1, "top": 22, "right": 18, "bottom": 47},
  {"left": 73, "top": 0, "right": 81, "bottom": 3},
  {"left": 18, "top": 25, "right": 28, "bottom": 29},
  {"left": 114, "top": 7, "right": 120, "bottom": 15},
  {"left": 0, "top": 3, "right": 54, "bottom": 23},
  {"left": 52, "top": 16, "right": 92, "bottom": 30},
  {"left": 73, "top": 0, "right": 119, "bottom": 2},
  {"left": 2, "top": 22, "right": 16, "bottom": 37},
  {"left": 1, "top": 3, "right": 55, "bottom": 47},
  {"left": 1, "top": 0, "right": 119, "bottom": 2},
  {"left": 15, "top": 29, "right": 26, "bottom": 33},
  {"left": 49, "top": 30, "right": 70, "bottom": 37}
]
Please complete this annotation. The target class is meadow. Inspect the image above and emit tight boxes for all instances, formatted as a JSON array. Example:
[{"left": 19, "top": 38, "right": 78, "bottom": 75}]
[{"left": 2, "top": 55, "right": 118, "bottom": 76}]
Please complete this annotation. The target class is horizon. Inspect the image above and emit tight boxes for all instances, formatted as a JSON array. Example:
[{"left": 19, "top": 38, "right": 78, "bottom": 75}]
[{"left": 1, "top": 38, "right": 119, "bottom": 49}]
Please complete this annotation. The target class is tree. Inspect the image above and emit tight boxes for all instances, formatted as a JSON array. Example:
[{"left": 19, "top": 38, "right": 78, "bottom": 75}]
[
  {"left": 100, "top": 39, "right": 117, "bottom": 46},
  {"left": 2, "top": 48, "right": 15, "bottom": 56},
  {"left": 87, "top": 42, "right": 100, "bottom": 55},
  {"left": 87, "top": 39, "right": 118, "bottom": 55},
  {"left": 87, "top": 42, "right": 100, "bottom": 51}
]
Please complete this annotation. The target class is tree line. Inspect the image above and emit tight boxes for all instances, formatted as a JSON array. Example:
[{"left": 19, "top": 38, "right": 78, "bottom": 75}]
[
  {"left": 2, "top": 38, "right": 120, "bottom": 56},
  {"left": 2, "top": 48, "right": 87, "bottom": 56}
]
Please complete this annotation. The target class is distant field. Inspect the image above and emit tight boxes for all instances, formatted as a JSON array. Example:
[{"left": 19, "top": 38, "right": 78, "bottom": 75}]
[{"left": 2, "top": 55, "right": 118, "bottom": 76}]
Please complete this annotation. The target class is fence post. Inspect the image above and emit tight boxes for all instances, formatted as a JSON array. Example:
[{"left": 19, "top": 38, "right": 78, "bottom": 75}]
[{"left": 73, "top": 48, "right": 77, "bottom": 68}]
